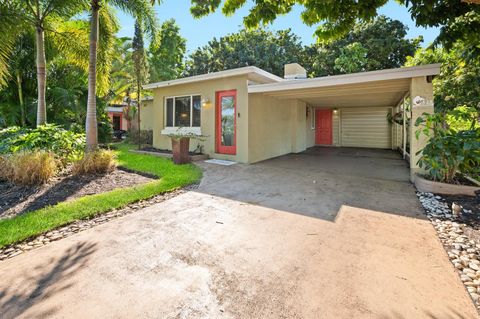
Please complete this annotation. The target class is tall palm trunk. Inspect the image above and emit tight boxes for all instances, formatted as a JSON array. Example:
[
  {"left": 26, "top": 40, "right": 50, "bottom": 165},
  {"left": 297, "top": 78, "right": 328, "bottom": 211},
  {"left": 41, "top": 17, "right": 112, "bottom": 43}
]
[
  {"left": 86, "top": 0, "right": 100, "bottom": 152},
  {"left": 35, "top": 26, "right": 46, "bottom": 126},
  {"left": 16, "top": 70, "right": 26, "bottom": 126},
  {"left": 137, "top": 83, "right": 141, "bottom": 149}
]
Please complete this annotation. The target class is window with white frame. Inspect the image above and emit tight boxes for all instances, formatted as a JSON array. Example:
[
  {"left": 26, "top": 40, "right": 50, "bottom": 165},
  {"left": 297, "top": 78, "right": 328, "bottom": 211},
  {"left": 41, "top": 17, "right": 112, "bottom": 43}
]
[{"left": 165, "top": 95, "right": 201, "bottom": 127}]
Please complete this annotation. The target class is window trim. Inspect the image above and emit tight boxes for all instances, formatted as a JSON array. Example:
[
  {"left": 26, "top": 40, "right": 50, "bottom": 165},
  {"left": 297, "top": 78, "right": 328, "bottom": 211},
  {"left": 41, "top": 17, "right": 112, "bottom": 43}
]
[{"left": 164, "top": 94, "right": 202, "bottom": 128}]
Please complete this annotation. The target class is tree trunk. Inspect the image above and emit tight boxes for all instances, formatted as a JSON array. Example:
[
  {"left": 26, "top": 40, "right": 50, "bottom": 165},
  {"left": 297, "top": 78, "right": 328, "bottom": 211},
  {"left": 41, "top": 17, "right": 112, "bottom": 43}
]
[
  {"left": 35, "top": 26, "right": 46, "bottom": 126},
  {"left": 85, "top": 0, "right": 100, "bottom": 152},
  {"left": 16, "top": 70, "right": 25, "bottom": 126},
  {"left": 137, "top": 83, "right": 141, "bottom": 149}
]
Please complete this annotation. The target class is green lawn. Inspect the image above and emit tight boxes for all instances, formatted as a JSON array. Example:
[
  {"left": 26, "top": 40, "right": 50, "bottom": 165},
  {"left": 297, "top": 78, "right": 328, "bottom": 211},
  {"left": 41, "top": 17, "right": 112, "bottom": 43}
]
[{"left": 0, "top": 144, "right": 202, "bottom": 248}]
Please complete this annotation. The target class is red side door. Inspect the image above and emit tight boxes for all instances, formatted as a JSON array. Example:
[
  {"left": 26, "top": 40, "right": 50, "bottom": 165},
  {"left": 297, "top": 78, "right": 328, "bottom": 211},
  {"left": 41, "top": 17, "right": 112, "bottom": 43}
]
[
  {"left": 216, "top": 90, "right": 237, "bottom": 155},
  {"left": 315, "top": 109, "right": 333, "bottom": 145}
]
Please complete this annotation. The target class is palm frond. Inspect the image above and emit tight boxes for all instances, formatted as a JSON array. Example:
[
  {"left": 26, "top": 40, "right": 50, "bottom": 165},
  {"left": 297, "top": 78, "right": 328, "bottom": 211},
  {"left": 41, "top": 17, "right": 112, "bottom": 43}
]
[
  {"left": 110, "top": 0, "right": 158, "bottom": 38},
  {"left": 0, "top": 2, "right": 30, "bottom": 88}
]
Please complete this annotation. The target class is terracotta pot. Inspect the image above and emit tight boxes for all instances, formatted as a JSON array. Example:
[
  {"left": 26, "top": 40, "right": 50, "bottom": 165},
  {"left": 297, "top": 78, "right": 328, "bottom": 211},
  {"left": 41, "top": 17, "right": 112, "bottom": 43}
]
[{"left": 171, "top": 137, "right": 190, "bottom": 164}]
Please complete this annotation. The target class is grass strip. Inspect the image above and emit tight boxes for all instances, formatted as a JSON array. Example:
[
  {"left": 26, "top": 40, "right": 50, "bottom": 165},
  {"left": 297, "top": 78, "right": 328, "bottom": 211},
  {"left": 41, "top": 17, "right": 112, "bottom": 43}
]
[{"left": 0, "top": 144, "right": 202, "bottom": 248}]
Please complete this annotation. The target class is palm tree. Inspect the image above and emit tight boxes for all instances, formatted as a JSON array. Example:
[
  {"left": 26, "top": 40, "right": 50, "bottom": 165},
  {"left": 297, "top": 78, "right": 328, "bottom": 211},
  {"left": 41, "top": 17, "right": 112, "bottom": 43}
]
[
  {"left": 85, "top": 0, "right": 156, "bottom": 151},
  {"left": 0, "top": 0, "right": 87, "bottom": 127},
  {"left": 132, "top": 20, "right": 149, "bottom": 149}
]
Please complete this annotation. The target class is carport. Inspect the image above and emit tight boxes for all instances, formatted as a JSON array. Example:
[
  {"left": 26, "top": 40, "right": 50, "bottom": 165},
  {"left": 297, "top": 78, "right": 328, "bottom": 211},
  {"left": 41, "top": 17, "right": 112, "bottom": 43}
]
[{"left": 248, "top": 64, "right": 440, "bottom": 180}]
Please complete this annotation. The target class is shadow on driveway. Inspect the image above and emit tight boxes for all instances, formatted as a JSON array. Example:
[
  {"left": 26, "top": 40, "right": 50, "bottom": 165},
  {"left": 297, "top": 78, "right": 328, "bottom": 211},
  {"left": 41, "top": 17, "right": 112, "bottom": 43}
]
[
  {"left": 197, "top": 147, "right": 425, "bottom": 222},
  {"left": 0, "top": 242, "right": 97, "bottom": 319}
]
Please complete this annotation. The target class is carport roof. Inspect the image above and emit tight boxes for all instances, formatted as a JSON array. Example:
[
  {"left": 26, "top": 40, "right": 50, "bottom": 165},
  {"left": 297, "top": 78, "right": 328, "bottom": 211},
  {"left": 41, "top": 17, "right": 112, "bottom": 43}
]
[
  {"left": 143, "top": 66, "right": 283, "bottom": 90},
  {"left": 248, "top": 64, "right": 440, "bottom": 108}
]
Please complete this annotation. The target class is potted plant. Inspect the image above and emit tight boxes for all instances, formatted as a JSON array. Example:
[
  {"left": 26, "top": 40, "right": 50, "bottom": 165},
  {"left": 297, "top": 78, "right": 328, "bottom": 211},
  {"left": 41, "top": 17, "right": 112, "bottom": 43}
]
[
  {"left": 414, "top": 108, "right": 480, "bottom": 195},
  {"left": 166, "top": 129, "right": 206, "bottom": 164}
]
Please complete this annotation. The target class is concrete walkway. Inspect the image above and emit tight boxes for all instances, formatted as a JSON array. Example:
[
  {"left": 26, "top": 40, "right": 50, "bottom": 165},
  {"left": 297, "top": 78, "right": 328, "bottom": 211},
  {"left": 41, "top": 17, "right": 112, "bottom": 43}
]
[{"left": 0, "top": 148, "right": 477, "bottom": 318}]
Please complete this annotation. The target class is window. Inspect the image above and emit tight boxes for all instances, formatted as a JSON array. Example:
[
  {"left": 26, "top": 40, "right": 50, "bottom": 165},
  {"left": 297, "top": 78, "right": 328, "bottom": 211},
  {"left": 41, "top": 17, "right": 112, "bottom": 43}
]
[{"left": 165, "top": 95, "right": 201, "bottom": 127}]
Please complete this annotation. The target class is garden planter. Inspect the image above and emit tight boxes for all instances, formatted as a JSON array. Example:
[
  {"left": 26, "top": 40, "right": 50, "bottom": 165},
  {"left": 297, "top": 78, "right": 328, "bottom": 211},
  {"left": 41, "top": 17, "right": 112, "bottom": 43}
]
[
  {"left": 414, "top": 174, "right": 480, "bottom": 196},
  {"left": 171, "top": 137, "right": 190, "bottom": 164}
]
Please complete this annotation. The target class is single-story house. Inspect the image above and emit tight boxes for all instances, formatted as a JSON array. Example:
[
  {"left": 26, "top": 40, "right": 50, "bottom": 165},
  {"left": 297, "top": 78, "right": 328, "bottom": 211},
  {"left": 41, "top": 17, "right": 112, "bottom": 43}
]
[{"left": 142, "top": 63, "right": 440, "bottom": 180}]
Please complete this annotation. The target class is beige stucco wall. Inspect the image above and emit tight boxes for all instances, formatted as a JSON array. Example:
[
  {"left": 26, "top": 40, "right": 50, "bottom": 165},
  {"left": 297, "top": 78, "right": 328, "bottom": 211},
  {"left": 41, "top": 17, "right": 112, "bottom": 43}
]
[
  {"left": 139, "top": 100, "right": 154, "bottom": 130},
  {"left": 248, "top": 94, "right": 306, "bottom": 163},
  {"left": 409, "top": 76, "right": 434, "bottom": 180},
  {"left": 150, "top": 75, "right": 250, "bottom": 163}
]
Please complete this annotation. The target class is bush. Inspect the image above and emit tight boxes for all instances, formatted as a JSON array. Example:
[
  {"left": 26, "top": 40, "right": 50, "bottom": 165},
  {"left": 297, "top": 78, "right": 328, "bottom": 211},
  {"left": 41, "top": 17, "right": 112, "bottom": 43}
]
[
  {"left": 127, "top": 129, "right": 153, "bottom": 146},
  {"left": 1, "top": 151, "right": 57, "bottom": 185},
  {"left": 73, "top": 149, "right": 116, "bottom": 175},
  {"left": 0, "top": 124, "right": 85, "bottom": 165},
  {"left": 0, "top": 156, "right": 13, "bottom": 182},
  {"left": 415, "top": 110, "right": 480, "bottom": 183},
  {"left": 97, "top": 109, "right": 113, "bottom": 144}
]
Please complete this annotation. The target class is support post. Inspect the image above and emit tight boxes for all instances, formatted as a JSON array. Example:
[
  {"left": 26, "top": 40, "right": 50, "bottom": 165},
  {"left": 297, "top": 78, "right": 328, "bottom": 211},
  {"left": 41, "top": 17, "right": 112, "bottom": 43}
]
[{"left": 409, "top": 77, "right": 434, "bottom": 182}]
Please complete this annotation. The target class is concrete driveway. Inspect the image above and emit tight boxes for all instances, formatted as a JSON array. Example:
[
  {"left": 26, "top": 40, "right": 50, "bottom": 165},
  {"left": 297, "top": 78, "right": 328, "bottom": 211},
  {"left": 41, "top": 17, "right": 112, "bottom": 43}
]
[
  {"left": 0, "top": 148, "right": 477, "bottom": 318},
  {"left": 200, "top": 147, "right": 424, "bottom": 221}
]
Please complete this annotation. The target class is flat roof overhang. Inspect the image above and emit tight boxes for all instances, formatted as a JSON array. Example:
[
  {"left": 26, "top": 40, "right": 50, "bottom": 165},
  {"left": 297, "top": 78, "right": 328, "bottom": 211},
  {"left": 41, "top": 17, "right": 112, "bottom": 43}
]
[
  {"left": 248, "top": 64, "right": 440, "bottom": 108},
  {"left": 143, "top": 66, "right": 283, "bottom": 90}
]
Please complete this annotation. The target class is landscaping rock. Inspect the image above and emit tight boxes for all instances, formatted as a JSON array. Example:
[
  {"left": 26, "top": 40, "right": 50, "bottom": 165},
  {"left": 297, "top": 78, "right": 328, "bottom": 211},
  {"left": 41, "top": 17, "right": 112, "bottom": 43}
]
[{"left": 417, "top": 191, "right": 480, "bottom": 312}]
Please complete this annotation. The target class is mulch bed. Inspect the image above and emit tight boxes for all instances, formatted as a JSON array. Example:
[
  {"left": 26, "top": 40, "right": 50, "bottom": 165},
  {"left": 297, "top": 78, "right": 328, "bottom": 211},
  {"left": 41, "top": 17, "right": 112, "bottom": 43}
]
[
  {"left": 0, "top": 167, "right": 156, "bottom": 220},
  {"left": 443, "top": 194, "right": 480, "bottom": 241}
]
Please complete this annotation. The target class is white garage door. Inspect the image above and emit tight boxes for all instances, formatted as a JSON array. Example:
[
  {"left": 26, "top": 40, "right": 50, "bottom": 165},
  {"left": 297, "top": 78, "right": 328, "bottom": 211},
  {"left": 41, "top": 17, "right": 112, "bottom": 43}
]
[{"left": 340, "top": 108, "right": 392, "bottom": 149}]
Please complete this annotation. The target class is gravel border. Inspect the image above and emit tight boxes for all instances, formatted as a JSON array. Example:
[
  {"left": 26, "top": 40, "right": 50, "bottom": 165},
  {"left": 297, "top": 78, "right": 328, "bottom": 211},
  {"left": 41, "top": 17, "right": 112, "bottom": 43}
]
[
  {"left": 417, "top": 192, "right": 480, "bottom": 311},
  {"left": 0, "top": 185, "right": 198, "bottom": 262}
]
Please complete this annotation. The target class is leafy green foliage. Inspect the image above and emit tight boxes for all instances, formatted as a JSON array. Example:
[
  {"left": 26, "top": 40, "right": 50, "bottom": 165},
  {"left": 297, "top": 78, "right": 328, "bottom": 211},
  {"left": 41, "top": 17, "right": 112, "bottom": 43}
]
[
  {"left": 406, "top": 44, "right": 480, "bottom": 115},
  {"left": 184, "top": 16, "right": 420, "bottom": 78},
  {"left": 133, "top": 20, "right": 149, "bottom": 89},
  {"left": 149, "top": 19, "right": 186, "bottom": 82},
  {"left": 185, "top": 28, "right": 306, "bottom": 77},
  {"left": 189, "top": 0, "right": 478, "bottom": 50},
  {"left": 415, "top": 110, "right": 480, "bottom": 183},
  {"left": 307, "top": 16, "right": 421, "bottom": 76},
  {"left": 0, "top": 124, "right": 85, "bottom": 164},
  {"left": 334, "top": 43, "right": 368, "bottom": 74}
]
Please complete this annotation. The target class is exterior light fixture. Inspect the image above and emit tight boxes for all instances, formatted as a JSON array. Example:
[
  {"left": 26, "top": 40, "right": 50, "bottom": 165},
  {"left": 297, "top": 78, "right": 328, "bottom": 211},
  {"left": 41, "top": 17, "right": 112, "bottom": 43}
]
[
  {"left": 201, "top": 97, "right": 210, "bottom": 107},
  {"left": 333, "top": 108, "right": 338, "bottom": 113}
]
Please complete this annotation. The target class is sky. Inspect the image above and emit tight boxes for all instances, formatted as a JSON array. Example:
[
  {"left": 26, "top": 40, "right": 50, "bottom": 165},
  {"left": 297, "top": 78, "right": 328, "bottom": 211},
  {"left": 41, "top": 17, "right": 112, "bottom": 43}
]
[{"left": 116, "top": 0, "right": 440, "bottom": 54}]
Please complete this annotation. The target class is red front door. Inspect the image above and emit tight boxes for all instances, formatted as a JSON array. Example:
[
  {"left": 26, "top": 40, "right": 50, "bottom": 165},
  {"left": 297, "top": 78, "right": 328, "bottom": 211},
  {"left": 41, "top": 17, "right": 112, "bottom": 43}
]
[
  {"left": 315, "top": 109, "right": 333, "bottom": 145},
  {"left": 216, "top": 90, "right": 237, "bottom": 155}
]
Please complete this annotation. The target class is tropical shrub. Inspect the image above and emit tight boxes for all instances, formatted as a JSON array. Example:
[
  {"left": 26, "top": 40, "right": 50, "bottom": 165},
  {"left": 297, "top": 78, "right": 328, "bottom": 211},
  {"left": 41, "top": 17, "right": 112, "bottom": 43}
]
[
  {"left": 1, "top": 151, "right": 57, "bottom": 185},
  {"left": 98, "top": 110, "right": 113, "bottom": 144},
  {"left": 415, "top": 109, "right": 480, "bottom": 183},
  {"left": 0, "top": 124, "right": 85, "bottom": 164},
  {"left": 72, "top": 149, "right": 116, "bottom": 175}
]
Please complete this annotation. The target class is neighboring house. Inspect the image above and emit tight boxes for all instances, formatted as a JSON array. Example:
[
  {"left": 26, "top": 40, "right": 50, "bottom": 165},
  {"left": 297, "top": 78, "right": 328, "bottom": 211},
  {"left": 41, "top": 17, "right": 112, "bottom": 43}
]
[
  {"left": 107, "top": 97, "right": 154, "bottom": 131},
  {"left": 107, "top": 103, "right": 128, "bottom": 131},
  {"left": 142, "top": 63, "right": 440, "bottom": 180}
]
